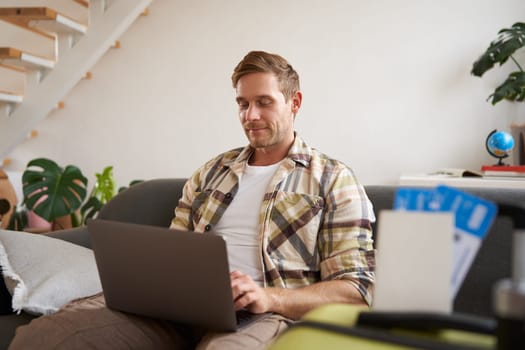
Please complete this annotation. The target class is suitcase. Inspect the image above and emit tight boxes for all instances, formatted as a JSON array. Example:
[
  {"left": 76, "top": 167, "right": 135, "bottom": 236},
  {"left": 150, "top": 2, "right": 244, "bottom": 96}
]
[
  {"left": 269, "top": 304, "right": 495, "bottom": 350},
  {"left": 269, "top": 204, "right": 525, "bottom": 350}
]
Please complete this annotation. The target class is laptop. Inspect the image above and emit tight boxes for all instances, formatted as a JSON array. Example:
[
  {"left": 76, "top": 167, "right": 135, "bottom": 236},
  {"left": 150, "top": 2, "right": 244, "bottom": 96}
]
[{"left": 87, "top": 219, "right": 269, "bottom": 332}]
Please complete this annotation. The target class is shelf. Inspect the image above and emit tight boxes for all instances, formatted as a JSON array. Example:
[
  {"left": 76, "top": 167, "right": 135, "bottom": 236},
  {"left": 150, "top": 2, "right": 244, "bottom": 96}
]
[
  {"left": 0, "top": 7, "right": 87, "bottom": 34},
  {"left": 0, "top": 47, "right": 55, "bottom": 69},
  {"left": 399, "top": 174, "right": 525, "bottom": 189}
]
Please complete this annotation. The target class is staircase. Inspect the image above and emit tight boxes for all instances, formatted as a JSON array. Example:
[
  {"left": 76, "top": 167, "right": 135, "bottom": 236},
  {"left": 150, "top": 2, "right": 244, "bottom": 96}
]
[{"left": 0, "top": 0, "right": 152, "bottom": 161}]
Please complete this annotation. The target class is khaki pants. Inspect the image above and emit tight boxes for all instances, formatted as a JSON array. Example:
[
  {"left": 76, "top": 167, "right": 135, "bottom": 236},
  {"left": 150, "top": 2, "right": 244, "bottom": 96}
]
[{"left": 9, "top": 294, "right": 292, "bottom": 350}]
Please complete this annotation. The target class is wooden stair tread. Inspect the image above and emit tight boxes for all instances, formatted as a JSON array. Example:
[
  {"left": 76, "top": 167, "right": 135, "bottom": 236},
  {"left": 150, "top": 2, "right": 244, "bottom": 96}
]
[
  {"left": 0, "top": 7, "right": 59, "bottom": 20},
  {"left": 73, "top": 0, "right": 90, "bottom": 8},
  {"left": 0, "top": 7, "right": 87, "bottom": 34},
  {"left": 0, "top": 47, "right": 55, "bottom": 69},
  {"left": 0, "top": 62, "right": 27, "bottom": 73},
  {"left": 0, "top": 90, "right": 23, "bottom": 103}
]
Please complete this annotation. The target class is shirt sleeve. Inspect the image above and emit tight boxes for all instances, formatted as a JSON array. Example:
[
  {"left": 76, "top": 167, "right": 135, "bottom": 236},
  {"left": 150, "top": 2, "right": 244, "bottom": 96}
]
[
  {"left": 318, "top": 167, "right": 376, "bottom": 306},
  {"left": 170, "top": 171, "right": 201, "bottom": 231}
]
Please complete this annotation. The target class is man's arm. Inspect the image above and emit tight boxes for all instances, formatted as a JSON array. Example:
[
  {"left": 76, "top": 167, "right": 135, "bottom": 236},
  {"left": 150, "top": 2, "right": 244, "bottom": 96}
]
[
  {"left": 231, "top": 270, "right": 367, "bottom": 320},
  {"left": 316, "top": 168, "right": 376, "bottom": 306},
  {"left": 170, "top": 172, "right": 201, "bottom": 230}
]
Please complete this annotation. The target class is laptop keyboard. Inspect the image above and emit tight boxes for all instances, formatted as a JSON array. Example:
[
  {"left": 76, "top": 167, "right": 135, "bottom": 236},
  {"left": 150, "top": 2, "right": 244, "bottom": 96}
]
[
  {"left": 236, "top": 309, "right": 256, "bottom": 326},
  {"left": 236, "top": 309, "right": 272, "bottom": 329}
]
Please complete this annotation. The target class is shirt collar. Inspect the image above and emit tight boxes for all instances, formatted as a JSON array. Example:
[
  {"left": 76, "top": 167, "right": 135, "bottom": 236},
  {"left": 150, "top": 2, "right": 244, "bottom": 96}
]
[{"left": 227, "top": 132, "right": 312, "bottom": 168}]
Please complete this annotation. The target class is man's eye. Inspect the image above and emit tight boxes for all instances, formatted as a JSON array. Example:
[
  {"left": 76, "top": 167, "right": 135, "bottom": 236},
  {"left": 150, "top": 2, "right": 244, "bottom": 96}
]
[
  {"left": 258, "top": 99, "right": 272, "bottom": 106},
  {"left": 238, "top": 102, "right": 248, "bottom": 109}
]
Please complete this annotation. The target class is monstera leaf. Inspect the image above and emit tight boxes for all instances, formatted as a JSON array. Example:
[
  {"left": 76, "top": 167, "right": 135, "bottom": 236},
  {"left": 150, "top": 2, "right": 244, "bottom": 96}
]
[
  {"left": 472, "top": 22, "right": 525, "bottom": 77},
  {"left": 22, "top": 158, "right": 88, "bottom": 223},
  {"left": 471, "top": 22, "right": 525, "bottom": 105},
  {"left": 491, "top": 71, "right": 525, "bottom": 104},
  {"left": 80, "top": 196, "right": 103, "bottom": 225}
]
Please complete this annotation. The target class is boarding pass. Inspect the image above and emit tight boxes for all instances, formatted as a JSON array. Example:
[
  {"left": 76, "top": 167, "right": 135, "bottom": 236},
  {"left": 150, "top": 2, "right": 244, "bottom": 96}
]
[{"left": 393, "top": 185, "right": 497, "bottom": 299}]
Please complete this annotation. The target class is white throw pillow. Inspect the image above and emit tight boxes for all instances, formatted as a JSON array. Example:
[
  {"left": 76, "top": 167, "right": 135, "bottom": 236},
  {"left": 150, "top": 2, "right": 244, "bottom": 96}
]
[{"left": 0, "top": 229, "right": 102, "bottom": 315}]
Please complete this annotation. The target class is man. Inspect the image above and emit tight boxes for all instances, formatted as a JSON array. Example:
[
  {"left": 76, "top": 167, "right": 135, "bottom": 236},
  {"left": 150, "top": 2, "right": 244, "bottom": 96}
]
[{"left": 10, "top": 51, "right": 375, "bottom": 350}]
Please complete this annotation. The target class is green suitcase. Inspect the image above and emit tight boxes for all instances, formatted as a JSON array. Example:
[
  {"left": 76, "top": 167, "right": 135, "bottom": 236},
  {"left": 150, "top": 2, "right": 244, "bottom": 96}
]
[{"left": 269, "top": 304, "right": 495, "bottom": 350}]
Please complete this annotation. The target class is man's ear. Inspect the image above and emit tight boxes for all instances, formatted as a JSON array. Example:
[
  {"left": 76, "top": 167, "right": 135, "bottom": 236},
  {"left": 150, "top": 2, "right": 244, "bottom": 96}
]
[{"left": 291, "top": 91, "right": 303, "bottom": 114}]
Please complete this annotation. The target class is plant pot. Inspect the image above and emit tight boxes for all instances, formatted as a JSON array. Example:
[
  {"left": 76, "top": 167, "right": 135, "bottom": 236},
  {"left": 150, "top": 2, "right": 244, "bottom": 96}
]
[
  {"left": 26, "top": 210, "right": 53, "bottom": 233},
  {"left": 52, "top": 214, "right": 74, "bottom": 231},
  {"left": 26, "top": 211, "right": 74, "bottom": 233}
]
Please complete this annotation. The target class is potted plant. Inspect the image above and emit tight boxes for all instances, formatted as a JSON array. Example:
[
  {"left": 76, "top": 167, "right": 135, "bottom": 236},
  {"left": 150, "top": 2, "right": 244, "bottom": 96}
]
[
  {"left": 80, "top": 165, "right": 117, "bottom": 225},
  {"left": 20, "top": 158, "right": 120, "bottom": 231},
  {"left": 471, "top": 22, "right": 524, "bottom": 105},
  {"left": 23, "top": 158, "right": 88, "bottom": 230},
  {"left": 471, "top": 22, "right": 525, "bottom": 165}
]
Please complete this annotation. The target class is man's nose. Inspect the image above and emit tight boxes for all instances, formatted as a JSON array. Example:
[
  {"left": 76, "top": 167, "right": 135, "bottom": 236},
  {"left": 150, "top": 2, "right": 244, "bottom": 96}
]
[{"left": 244, "top": 104, "right": 260, "bottom": 121}]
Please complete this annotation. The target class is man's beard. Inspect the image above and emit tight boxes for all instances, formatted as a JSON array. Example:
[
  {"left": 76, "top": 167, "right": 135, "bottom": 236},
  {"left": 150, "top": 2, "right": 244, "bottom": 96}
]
[
  {"left": 247, "top": 133, "right": 275, "bottom": 149},
  {"left": 244, "top": 122, "right": 275, "bottom": 148}
]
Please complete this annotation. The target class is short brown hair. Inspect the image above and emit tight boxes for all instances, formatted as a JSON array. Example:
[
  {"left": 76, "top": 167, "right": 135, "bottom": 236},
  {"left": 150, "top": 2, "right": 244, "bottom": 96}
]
[{"left": 231, "top": 51, "right": 300, "bottom": 101}]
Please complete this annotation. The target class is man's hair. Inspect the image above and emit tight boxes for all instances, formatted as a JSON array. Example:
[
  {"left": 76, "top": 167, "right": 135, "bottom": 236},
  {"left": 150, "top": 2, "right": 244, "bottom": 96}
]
[{"left": 231, "top": 51, "right": 300, "bottom": 101}]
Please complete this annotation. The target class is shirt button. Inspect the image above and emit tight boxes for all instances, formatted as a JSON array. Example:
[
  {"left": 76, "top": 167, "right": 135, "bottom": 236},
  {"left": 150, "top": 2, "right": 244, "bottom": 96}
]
[{"left": 205, "top": 224, "right": 212, "bottom": 231}]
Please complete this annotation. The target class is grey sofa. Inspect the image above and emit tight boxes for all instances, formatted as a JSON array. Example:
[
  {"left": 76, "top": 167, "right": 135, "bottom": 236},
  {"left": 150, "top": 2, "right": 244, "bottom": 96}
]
[{"left": 1, "top": 178, "right": 523, "bottom": 349}]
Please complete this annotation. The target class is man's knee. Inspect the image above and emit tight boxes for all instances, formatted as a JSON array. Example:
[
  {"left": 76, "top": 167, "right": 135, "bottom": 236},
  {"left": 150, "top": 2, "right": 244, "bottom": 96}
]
[
  {"left": 9, "top": 295, "right": 191, "bottom": 350},
  {"left": 196, "top": 314, "right": 291, "bottom": 350}
]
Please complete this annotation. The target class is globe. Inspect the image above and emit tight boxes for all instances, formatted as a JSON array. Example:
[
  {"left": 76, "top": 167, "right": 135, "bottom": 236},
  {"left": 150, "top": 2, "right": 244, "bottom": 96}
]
[{"left": 485, "top": 129, "right": 515, "bottom": 165}]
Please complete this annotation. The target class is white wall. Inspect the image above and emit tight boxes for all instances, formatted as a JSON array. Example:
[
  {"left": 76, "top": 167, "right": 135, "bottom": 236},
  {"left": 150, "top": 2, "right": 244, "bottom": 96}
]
[{"left": 6, "top": 0, "right": 525, "bottom": 189}]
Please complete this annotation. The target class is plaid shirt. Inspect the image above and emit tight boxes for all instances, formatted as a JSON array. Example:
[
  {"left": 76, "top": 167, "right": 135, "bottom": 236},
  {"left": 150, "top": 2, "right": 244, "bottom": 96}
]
[{"left": 171, "top": 135, "right": 376, "bottom": 305}]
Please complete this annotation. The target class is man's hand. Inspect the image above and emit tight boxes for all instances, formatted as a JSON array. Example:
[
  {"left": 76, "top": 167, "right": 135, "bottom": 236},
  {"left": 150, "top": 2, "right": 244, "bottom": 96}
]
[
  {"left": 230, "top": 270, "right": 368, "bottom": 320},
  {"left": 230, "top": 270, "right": 272, "bottom": 314}
]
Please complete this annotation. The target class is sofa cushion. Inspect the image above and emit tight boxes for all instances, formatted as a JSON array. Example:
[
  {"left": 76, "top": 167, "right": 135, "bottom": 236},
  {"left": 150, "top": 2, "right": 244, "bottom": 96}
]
[{"left": 0, "top": 229, "right": 102, "bottom": 315}]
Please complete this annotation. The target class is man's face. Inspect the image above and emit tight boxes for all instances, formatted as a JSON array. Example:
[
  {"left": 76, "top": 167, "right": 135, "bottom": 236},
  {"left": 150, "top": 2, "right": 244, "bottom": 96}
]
[{"left": 235, "top": 72, "right": 300, "bottom": 152}]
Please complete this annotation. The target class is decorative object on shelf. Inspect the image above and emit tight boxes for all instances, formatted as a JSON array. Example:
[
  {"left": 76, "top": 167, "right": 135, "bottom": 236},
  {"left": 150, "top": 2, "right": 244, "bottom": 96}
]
[
  {"left": 485, "top": 129, "right": 515, "bottom": 166},
  {"left": 481, "top": 164, "right": 525, "bottom": 177},
  {"left": 431, "top": 168, "right": 482, "bottom": 177},
  {"left": 472, "top": 22, "right": 525, "bottom": 165}
]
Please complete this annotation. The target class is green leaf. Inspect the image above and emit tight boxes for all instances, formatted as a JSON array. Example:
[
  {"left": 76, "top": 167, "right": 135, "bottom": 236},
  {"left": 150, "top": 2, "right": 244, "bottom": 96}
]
[
  {"left": 91, "top": 166, "right": 116, "bottom": 205},
  {"left": 490, "top": 71, "right": 525, "bottom": 104},
  {"left": 80, "top": 196, "right": 103, "bottom": 225},
  {"left": 22, "top": 158, "right": 88, "bottom": 222},
  {"left": 471, "top": 22, "right": 525, "bottom": 77},
  {"left": 7, "top": 204, "right": 28, "bottom": 231}
]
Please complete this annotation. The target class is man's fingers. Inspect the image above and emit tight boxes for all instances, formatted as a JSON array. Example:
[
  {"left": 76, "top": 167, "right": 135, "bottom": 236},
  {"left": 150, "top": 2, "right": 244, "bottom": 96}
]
[
  {"left": 230, "top": 270, "right": 244, "bottom": 278},
  {"left": 231, "top": 277, "right": 252, "bottom": 300},
  {"left": 233, "top": 291, "right": 256, "bottom": 310}
]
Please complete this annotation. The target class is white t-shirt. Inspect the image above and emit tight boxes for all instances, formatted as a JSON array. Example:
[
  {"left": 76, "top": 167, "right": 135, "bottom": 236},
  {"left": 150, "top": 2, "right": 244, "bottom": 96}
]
[{"left": 214, "top": 162, "right": 281, "bottom": 286}]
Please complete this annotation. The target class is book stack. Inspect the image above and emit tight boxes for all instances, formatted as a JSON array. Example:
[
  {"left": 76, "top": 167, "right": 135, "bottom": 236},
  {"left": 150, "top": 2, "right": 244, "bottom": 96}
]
[{"left": 481, "top": 165, "right": 525, "bottom": 177}]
